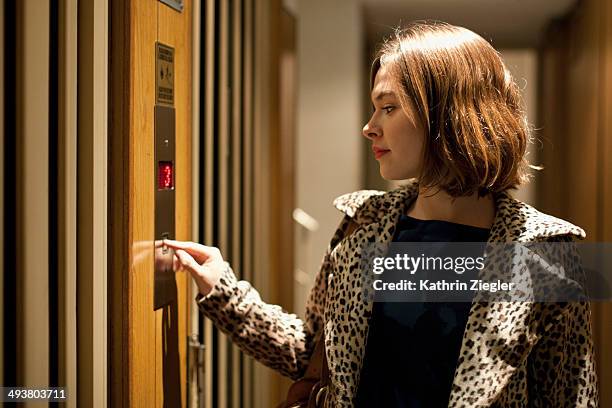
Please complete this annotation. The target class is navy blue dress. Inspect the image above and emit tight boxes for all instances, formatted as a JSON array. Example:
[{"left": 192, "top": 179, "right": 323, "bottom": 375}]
[{"left": 355, "top": 214, "right": 490, "bottom": 407}]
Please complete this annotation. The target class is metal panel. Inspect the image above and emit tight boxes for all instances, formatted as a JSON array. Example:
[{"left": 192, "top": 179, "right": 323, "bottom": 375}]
[
  {"left": 159, "top": 0, "right": 184, "bottom": 13},
  {"left": 154, "top": 104, "right": 177, "bottom": 309}
]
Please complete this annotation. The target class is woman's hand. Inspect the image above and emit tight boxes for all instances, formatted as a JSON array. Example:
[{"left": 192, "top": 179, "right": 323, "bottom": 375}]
[{"left": 163, "top": 239, "right": 226, "bottom": 296}]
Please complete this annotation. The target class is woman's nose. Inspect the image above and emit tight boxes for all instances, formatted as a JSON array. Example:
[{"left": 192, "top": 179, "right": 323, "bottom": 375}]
[{"left": 362, "top": 121, "right": 380, "bottom": 140}]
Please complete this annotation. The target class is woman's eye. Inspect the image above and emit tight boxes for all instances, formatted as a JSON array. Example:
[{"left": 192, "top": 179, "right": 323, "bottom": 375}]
[{"left": 383, "top": 106, "right": 395, "bottom": 114}]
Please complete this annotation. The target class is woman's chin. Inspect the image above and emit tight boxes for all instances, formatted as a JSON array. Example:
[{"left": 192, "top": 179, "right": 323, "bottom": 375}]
[
  {"left": 380, "top": 173, "right": 403, "bottom": 181},
  {"left": 380, "top": 168, "right": 415, "bottom": 181}
]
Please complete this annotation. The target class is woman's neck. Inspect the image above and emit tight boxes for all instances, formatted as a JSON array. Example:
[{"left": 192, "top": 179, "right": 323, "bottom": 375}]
[{"left": 405, "top": 186, "right": 496, "bottom": 229}]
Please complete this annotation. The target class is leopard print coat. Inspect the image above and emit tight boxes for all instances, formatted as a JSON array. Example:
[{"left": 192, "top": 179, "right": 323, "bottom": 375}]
[{"left": 196, "top": 179, "right": 599, "bottom": 407}]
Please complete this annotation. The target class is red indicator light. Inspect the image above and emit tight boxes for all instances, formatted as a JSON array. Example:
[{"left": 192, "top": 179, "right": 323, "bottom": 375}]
[{"left": 158, "top": 161, "right": 174, "bottom": 190}]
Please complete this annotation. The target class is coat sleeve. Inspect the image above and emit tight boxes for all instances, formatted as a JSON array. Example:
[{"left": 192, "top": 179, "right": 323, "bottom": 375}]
[
  {"left": 195, "top": 214, "right": 356, "bottom": 380},
  {"left": 525, "top": 235, "right": 600, "bottom": 407}
]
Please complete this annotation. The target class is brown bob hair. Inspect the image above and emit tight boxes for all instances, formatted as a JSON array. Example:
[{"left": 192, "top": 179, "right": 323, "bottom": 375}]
[{"left": 371, "top": 21, "right": 538, "bottom": 197}]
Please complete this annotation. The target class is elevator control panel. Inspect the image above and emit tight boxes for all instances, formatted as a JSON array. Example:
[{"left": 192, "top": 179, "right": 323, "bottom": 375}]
[{"left": 154, "top": 42, "right": 177, "bottom": 310}]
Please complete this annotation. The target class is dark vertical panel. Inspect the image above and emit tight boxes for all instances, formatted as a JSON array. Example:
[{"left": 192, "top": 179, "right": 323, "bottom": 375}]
[
  {"left": 239, "top": 3, "right": 246, "bottom": 407},
  {"left": 212, "top": 0, "right": 221, "bottom": 405},
  {"left": 49, "top": 0, "right": 59, "bottom": 395},
  {"left": 108, "top": 0, "right": 131, "bottom": 405},
  {"left": 226, "top": 1, "right": 234, "bottom": 405},
  {"left": 231, "top": 0, "right": 244, "bottom": 405},
  {"left": 238, "top": 0, "right": 245, "bottom": 291},
  {"left": 212, "top": 1, "right": 220, "bottom": 247},
  {"left": 0, "top": 0, "right": 3, "bottom": 393},
  {"left": 227, "top": 0, "right": 234, "bottom": 263},
  {"left": 227, "top": 0, "right": 234, "bottom": 265},
  {"left": 201, "top": 0, "right": 216, "bottom": 405},
  {"left": 537, "top": 20, "right": 570, "bottom": 217},
  {"left": 3, "top": 0, "right": 17, "bottom": 390},
  {"left": 198, "top": 0, "right": 207, "bottom": 356},
  {"left": 247, "top": 0, "right": 256, "bottom": 403}
]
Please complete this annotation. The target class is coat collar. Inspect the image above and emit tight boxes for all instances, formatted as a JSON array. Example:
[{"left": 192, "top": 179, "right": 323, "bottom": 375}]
[{"left": 333, "top": 179, "right": 586, "bottom": 243}]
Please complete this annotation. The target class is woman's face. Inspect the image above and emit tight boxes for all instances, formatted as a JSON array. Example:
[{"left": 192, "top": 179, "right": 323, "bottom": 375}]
[{"left": 362, "top": 64, "right": 426, "bottom": 180}]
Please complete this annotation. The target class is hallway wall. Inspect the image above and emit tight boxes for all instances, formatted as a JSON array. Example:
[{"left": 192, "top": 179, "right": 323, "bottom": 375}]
[
  {"left": 500, "top": 49, "right": 538, "bottom": 205},
  {"left": 294, "top": 0, "right": 365, "bottom": 318},
  {"left": 2, "top": 1, "right": 107, "bottom": 405}
]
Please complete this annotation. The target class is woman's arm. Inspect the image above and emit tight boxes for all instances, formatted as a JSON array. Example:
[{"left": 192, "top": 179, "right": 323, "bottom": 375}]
[
  {"left": 194, "top": 262, "right": 317, "bottom": 380},
  {"left": 168, "top": 214, "right": 355, "bottom": 380}
]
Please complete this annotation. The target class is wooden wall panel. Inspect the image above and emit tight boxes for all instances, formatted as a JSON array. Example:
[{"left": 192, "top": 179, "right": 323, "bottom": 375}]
[
  {"left": 129, "top": 0, "right": 157, "bottom": 405},
  {"left": 231, "top": 1, "right": 244, "bottom": 406},
  {"left": 218, "top": 0, "right": 230, "bottom": 405},
  {"left": 278, "top": 6, "right": 296, "bottom": 325},
  {"left": 110, "top": 0, "right": 192, "bottom": 406},
  {"left": 76, "top": 0, "right": 109, "bottom": 405},
  {"left": 158, "top": 2, "right": 192, "bottom": 408},
  {"left": 195, "top": 1, "right": 263, "bottom": 406},
  {"left": 597, "top": 0, "right": 612, "bottom": 403},
  {"left": 238, "top": 0, "right": 255, "bottom": 401},
  {"left": 276, "top": 6, "right": 297, "bottom": 397},
  {"left": 16, "top": 0, "right": 50, "bottom": 392},
  {"left": 202, "top": 0, "right": 215, "bottom": 406},
  {"left": 57, "top": 0, "right": 78, "bottom": 405},
  {"left": 600, "top": 0, "right": 612, "bottom": 400},
  {"left": 252, "top": 1, "right": 279, "bottom": 406},
  {"left": 540, "top": 0, "right": 612, "bottom": 405},
  {"left": 109, "top": 0, "right": 131, "bottom": 403},
  {"left": 193, "top": 0, "right": 287, "bottom": 406},
  {"left": 604, "top": 0, "right": 612, "bottom": 244},
  {"left": 189, "top": 0, "right": 202, "bottom": 406},
  {"left": 242, "top": 0, "right": 255, "bottom": 404},
  {"left": 538, "top": 22, "right": 569, "bottom": 216},
  {"left": 566, "top": 2, "right": 612, "bottom": 406},
  {"left": 565, "top": 0, "right": 600, "bottom": 238}
]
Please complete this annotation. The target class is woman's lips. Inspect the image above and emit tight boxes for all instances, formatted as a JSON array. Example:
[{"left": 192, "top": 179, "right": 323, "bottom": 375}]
[{"left": 373, "top": 147, "right": 391, "bottom": 159}]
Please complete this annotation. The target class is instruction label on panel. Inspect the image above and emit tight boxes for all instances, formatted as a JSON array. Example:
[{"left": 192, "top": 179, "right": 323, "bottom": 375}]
[{"left": 156, "top": 42, "right": 175, "bottom": 106}]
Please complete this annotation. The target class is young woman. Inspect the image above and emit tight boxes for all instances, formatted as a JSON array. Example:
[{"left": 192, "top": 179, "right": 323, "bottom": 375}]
[{"left": 166, "top": 21, "right": 598, "bottom": 407}]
